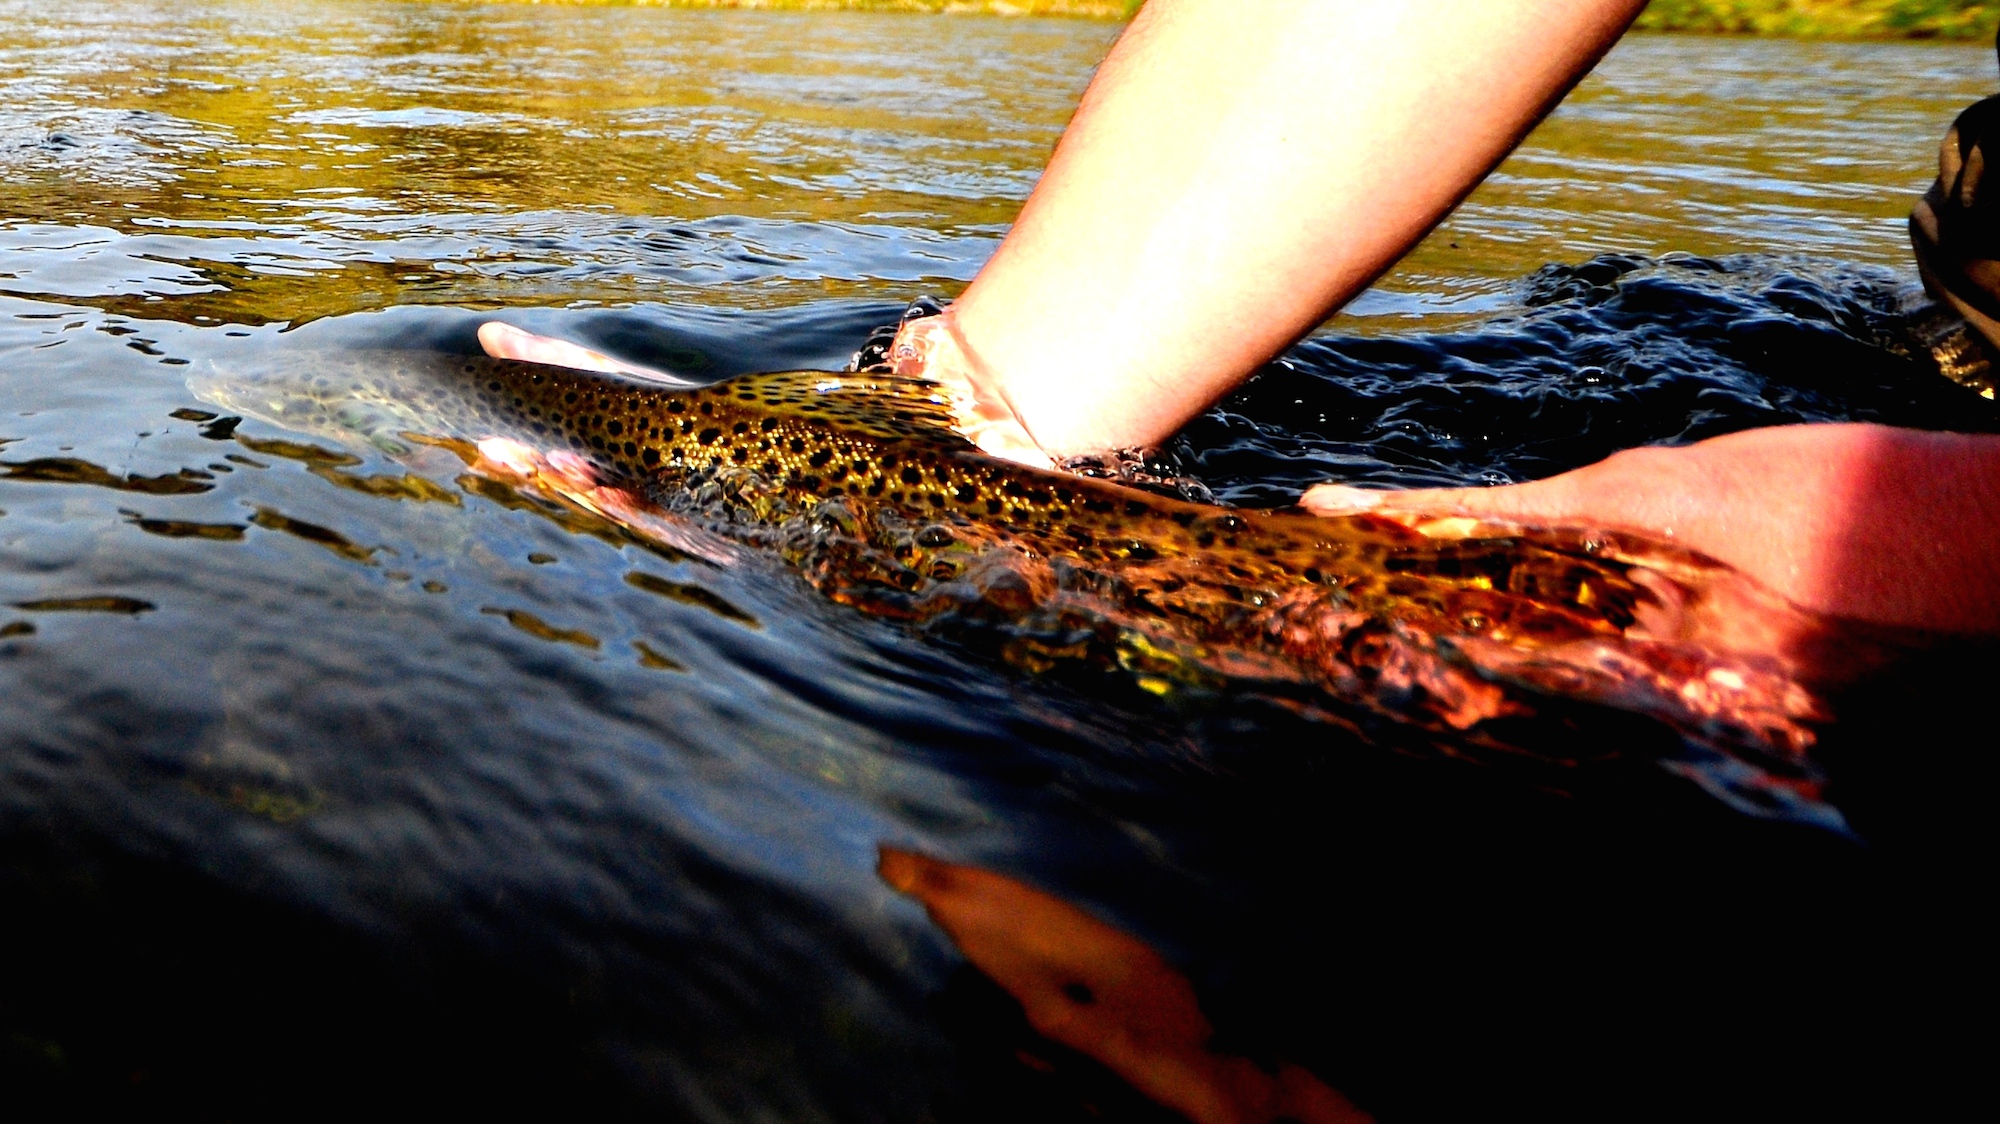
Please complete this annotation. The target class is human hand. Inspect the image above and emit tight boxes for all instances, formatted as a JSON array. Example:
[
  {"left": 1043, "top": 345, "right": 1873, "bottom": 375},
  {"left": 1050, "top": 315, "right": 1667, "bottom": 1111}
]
[
  {"left": 480, "top": 317, "right": 1056, "bottom": 468},
  {"left": 888, "top": 312, "right": 1052, "bottom": 468},
  {"left": 476, "top": 321, "right": 684, "bottom": 382},
  {"left": 1301, "top": 423, "right": 2000, "bottom": 635}
]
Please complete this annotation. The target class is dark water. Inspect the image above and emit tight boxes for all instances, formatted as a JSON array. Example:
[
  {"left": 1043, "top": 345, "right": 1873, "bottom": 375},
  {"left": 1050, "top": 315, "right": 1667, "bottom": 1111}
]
[{"left": 2, "top": 4, "right": 1994, "bottom": 1120}]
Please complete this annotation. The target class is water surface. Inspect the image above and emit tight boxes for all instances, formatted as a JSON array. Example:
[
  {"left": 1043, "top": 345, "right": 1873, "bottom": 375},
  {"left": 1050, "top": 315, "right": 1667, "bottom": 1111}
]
[{"left": 1, "top": 5, "right": 1993, "bottom": 1120}]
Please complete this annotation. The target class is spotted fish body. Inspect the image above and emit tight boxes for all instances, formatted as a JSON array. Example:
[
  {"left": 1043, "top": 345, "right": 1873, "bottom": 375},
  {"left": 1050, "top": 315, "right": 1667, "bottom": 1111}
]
[{"left": 197, "top": 350, "right": 1826, "bottom": 765}]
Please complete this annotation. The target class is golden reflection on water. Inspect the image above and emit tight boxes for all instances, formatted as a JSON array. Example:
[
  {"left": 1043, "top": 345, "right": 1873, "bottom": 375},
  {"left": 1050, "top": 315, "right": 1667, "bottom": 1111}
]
[
  {"left": 4, "top": 2, "right": 1993, "bottom": 329},
  {"left": 0, "top": 0, "right": 1111, "bottom": 322}
]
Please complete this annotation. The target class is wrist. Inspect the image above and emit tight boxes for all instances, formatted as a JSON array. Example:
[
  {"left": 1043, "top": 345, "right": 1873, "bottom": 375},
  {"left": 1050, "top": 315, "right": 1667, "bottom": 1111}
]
[{"left": 889, "top": 311, "right": 1053, "bottom": 468}]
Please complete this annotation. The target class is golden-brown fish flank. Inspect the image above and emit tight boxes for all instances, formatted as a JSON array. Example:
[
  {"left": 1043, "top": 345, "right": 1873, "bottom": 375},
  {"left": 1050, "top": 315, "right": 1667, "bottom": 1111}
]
[{"left": 196, "top": 350, "right": 1832, "bottom": 770}]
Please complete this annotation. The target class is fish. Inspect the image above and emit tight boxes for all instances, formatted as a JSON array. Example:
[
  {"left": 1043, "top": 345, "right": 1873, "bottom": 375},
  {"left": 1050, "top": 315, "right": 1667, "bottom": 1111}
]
[{"left": 192, "top": 349, "right": 1831, "bottom": 783}]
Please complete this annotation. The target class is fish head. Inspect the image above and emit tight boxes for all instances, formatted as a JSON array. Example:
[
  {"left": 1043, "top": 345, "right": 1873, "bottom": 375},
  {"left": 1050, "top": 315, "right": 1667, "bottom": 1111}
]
[{"left": 190, "top": 349, "right": 466, "bottom": 457}]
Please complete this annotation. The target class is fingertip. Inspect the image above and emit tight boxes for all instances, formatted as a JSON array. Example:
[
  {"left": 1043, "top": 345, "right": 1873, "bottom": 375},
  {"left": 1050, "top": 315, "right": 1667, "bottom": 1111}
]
[
  {"left": 1300, "top": 483, "right": 1387, "bottom": 515},
  {"left": 477, "top": 320, "right": 528, "bottom": 358}
]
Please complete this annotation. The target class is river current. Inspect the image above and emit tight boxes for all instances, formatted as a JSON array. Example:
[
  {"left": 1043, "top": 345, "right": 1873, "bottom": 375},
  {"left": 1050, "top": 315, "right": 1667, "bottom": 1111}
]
[{"left": 1, "top": 4, "right": 1993, "bottom": 1120}]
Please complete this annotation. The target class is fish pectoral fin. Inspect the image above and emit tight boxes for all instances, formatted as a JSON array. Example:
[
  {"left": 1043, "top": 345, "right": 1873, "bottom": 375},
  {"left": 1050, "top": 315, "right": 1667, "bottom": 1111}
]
[{"left": 469, "top": 437, "right": 739, "bottom": 566}]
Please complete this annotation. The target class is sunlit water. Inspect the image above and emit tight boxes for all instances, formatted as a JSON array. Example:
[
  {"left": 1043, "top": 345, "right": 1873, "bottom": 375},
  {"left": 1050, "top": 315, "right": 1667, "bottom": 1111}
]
[{"left": 1, "top": 4, "right": 1994, "bottom": 1119}]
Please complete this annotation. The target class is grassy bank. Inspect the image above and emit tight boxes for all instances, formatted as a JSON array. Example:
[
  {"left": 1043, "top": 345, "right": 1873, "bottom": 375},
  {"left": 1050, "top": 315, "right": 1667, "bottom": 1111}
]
[
  {"left": 1634, "top": 0, "right": 1998, "bottom": 39},
  {"left": 423, "top": 0, "right": 1997, "bottom": 39}
]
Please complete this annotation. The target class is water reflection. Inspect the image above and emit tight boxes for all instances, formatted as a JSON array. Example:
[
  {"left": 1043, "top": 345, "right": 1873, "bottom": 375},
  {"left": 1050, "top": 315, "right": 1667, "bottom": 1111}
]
[
  {"left": 882, "top": 847, "right": 1373, "bottom": 1124},
  {"left": 4, "top": 3, "right": 1990, "bottom": 326},
  {"left": 0, "top": 1, "right": 1107, "bottom": 322}
]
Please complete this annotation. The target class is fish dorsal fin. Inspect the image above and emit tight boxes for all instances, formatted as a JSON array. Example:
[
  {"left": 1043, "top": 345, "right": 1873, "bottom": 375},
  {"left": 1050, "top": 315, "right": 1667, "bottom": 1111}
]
[{"left": 702, "top": 369, "right": 975, "bottom": 446}]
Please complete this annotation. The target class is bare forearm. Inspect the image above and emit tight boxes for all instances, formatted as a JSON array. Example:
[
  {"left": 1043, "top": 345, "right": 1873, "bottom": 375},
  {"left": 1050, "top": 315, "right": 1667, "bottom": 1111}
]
[
  {"left": 1308, "top": 425, "right": 2000, "bottom": 633},
  {"left": 948, "top": 0, "right": 1646, "bottom": 457}
]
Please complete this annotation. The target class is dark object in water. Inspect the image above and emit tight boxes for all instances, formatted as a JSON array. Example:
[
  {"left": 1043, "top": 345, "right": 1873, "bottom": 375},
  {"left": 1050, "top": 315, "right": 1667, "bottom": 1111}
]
[{"left": 1911, "top": 82, "right": 2000, "bottom": 396}]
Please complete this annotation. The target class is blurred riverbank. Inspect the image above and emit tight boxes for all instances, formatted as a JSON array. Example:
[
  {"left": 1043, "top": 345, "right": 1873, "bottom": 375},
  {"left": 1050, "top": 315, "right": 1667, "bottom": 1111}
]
[
  {"left": 1637, "top": 0, "right": 1996, "bottom": 39},
  {"left": 422, "top": 0, "right": 1143, "bottom": 17},
  {"left": 416, "top": 0, "right": 1998, "bottom": 40}
]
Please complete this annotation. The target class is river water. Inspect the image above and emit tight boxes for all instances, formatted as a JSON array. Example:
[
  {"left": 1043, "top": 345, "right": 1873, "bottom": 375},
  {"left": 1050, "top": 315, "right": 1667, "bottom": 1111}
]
[{"left": 1, "top": 4, "right": 1993, "bottom": 1120}]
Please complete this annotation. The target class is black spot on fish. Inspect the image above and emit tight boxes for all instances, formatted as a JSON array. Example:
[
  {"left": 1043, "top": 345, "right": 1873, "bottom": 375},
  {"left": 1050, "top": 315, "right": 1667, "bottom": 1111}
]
[
  {"left": 643, "top": 448, "right": 660, "bottom": 467},
  {"left": 698, "top": 428, "right": 721, "bottom": 445},
  {"left": 789, "top": 438, "right": 806, "bottom": 455},
  {"left": 761, "top": 417, "right": 780, "bottom": 432},
  {"left": 607, "top": 419, "right": 623, "bottom": 436},
  {"left": 732, "top": 421, "right": 749, "bottom": 435},
  {"left": 808, "top": 449, "right": 832, "bottom": 468},
  {"left": 901, "top": 466, "right": 923, "bottom": 485}
]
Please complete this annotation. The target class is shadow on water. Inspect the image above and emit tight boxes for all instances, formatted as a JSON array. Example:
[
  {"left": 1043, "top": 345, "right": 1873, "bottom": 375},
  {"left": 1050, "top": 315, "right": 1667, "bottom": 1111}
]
[{"left": 2, "top": 3, "right": 1996, "bottom": 1120}]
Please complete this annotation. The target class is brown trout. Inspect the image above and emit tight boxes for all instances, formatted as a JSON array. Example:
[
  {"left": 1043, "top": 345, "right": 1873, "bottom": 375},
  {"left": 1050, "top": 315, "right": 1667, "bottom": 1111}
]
[{"left": 194, "top": 349, "right": 1828, "bottom": 769}]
